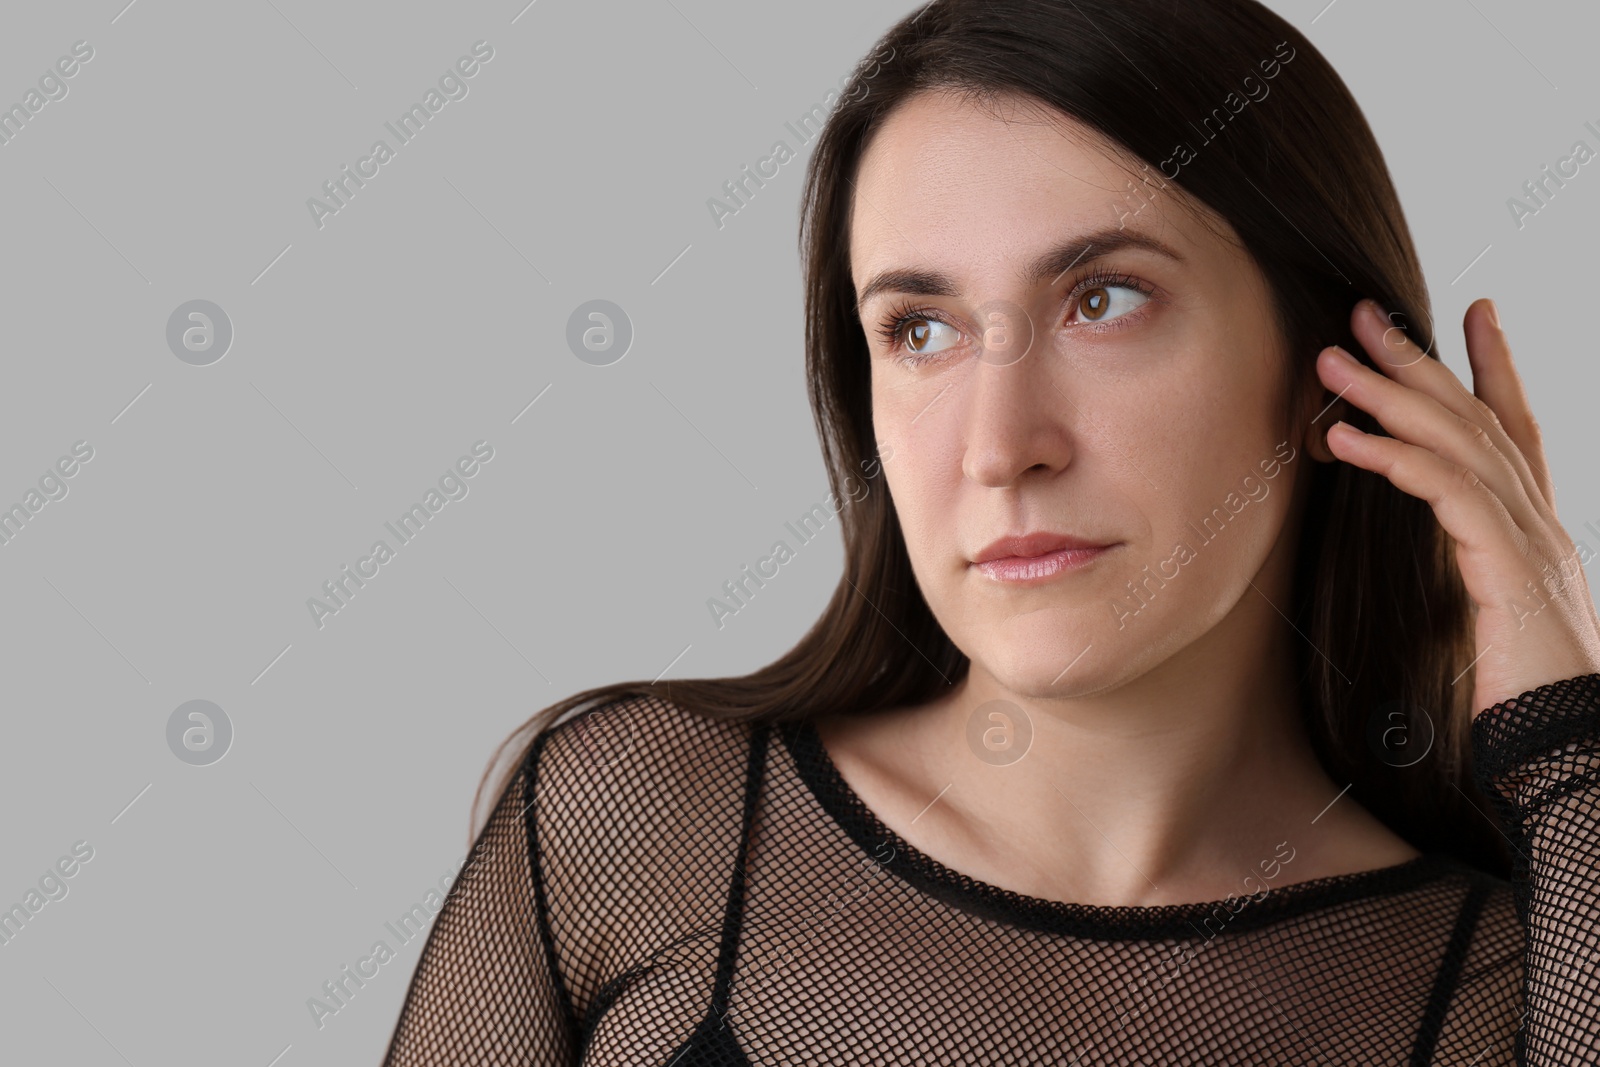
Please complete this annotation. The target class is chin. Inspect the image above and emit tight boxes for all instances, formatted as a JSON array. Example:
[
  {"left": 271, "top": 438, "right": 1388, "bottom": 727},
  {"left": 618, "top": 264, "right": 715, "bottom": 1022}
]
[{"left": 966, "top": 616, "right": 1110, "bottom": 695}]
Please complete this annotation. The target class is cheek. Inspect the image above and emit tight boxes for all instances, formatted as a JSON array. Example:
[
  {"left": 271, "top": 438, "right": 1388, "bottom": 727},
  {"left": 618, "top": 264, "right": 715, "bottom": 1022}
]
[
  {"left": 872, "top": 372, "right": 962, "bottom": 543},
  {"left": 881, "top": 447, "right": 961, "bottom": 561},
  {"left": 1068, "top": 353, "right": 1239, "bottom": 512},
  {"left": 1083, "top": 348, "right": 1290, "bottom": 582},
  {"left": 1127, "top": 405, "right": 1295, "bottom": 601},
  {"left": 1104, "top": 326, "right": 1282, "bottom": 492},
  {"left": 869, "top": 364, "right": 948, "bottom": 432}
]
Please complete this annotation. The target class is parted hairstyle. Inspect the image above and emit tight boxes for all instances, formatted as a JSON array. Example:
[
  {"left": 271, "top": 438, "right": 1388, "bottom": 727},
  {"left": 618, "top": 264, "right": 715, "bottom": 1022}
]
[{"left": 475, "top": 0, "right": 1506, "bottom": 878}]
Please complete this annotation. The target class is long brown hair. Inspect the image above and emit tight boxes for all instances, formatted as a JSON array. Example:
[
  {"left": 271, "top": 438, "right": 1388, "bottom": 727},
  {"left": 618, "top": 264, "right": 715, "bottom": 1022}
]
[{"left": 474, "top": 0, "right": 1507, "bottom": 878}]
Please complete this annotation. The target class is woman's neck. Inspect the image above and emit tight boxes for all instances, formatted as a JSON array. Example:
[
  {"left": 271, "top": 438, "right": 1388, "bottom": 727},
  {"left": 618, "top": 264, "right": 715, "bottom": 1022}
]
[{"left": 814, "top": 598, "right": 1419, "bottom": 909}]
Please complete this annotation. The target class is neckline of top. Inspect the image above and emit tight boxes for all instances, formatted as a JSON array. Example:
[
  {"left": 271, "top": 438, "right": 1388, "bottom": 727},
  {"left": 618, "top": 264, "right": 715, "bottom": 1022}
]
[{"left": 775, "top": 716, "right": 1464, "bottom": 942}]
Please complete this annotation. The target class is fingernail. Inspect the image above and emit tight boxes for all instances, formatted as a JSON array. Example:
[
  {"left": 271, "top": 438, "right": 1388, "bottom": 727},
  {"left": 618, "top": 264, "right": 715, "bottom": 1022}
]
[
  {"left": 1487, "top": 299, "right": 1501, "bottom": 329},
  {"left": 1363, "top": 298, "right": 1389, "bottom": 324},
  {"left": 1330, "top": 344, "right": 1359, "bottom": 366}
]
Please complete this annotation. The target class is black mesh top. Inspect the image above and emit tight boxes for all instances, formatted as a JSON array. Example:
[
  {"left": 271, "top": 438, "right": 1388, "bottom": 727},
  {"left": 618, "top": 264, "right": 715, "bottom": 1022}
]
[{"left": 379, "top": 671, "right": 1600, "bottom": 1065}]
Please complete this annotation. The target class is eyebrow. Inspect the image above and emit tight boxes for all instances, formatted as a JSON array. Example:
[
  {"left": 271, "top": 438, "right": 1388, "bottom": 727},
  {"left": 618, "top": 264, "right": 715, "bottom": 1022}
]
[{"left": 853, "top": 227, "right": 1187, "bottom": 311}]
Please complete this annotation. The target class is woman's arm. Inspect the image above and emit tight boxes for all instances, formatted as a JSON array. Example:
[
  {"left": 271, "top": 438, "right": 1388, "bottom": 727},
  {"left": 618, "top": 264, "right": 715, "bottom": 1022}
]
[
  {"left": 1472, "top": 671, "right": 1600, "bottom": 1065},
  {"left": 1314, "top": 296, "right": 1600, "bottom": 1058},
  {"left": 379, "top": 737, "right": 578, "bottom": 1066}
]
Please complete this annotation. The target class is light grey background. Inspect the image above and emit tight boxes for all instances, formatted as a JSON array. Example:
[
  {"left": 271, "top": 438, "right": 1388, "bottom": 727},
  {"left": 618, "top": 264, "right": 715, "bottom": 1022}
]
[{"left": 0, "top": 0, "right": 1595, "bottom": 1064}]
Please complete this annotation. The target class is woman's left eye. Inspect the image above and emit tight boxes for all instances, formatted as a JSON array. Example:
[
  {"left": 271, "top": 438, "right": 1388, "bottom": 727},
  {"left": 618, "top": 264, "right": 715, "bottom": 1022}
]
[{"left": 1068, "top": 283, "right": 1151, "bottom": 326}]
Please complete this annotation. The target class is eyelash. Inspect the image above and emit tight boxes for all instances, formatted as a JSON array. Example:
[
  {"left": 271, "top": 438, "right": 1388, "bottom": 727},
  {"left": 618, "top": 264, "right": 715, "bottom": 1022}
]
[{"left": 873, "top": 267, "right": 1157, "bottom": 366}]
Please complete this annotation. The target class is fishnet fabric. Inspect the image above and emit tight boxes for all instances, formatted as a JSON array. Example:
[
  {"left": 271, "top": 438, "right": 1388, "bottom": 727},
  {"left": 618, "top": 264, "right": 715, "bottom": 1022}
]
[{"left": 381, "top": 672, "right": 1600, "bottom": 1065}]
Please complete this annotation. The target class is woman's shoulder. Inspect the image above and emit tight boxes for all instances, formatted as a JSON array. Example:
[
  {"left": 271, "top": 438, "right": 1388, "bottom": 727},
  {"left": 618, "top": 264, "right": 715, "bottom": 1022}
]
[
  {"left": 513, "top": 693, "right": 765, "bottom": 1009},
  {"left": 525, "top": 691, "right": 760, "bottom": 793},
  {"left": 518, "top": 691, "right": 764, "bottom": 873}
]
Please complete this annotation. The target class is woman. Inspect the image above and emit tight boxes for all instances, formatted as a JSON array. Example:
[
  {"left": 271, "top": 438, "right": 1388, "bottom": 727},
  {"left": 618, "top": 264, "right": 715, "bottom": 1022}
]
[{"left": 381, "top": 0, "right": 1600, "bottom": 1062}]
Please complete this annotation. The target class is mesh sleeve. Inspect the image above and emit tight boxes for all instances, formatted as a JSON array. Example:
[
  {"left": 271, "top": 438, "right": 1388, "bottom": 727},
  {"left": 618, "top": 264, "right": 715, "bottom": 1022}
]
[
  {"left": 1470, "top": 671, "right": 1600, "bottom": 1066},
  {"left": 379, "top": 733, "right": 578, "bottom": 1066}
]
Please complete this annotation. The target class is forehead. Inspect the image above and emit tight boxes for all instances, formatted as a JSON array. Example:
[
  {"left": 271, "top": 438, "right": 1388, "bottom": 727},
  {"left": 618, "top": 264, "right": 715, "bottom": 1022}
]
[{"left": 848, "top": 90, "right": 1212, "bottom": 290}]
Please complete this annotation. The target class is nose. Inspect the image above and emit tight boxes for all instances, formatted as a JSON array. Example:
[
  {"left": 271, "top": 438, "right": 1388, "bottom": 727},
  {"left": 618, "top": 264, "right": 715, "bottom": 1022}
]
[{"left": 960, "top": 313, "right": 1074, "bottom": 488}]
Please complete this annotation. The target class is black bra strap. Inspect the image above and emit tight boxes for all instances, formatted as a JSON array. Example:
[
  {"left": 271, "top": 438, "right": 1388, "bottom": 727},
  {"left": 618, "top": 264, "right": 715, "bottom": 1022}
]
[{"left": 709, "top": 721, "right": 771, "bottom": 1021}]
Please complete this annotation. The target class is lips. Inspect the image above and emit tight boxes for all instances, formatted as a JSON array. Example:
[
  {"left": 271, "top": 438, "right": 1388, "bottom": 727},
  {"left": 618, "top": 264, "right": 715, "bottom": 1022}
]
[{"left": 971, "top": 532, "right": 1114, "bottom": 564}]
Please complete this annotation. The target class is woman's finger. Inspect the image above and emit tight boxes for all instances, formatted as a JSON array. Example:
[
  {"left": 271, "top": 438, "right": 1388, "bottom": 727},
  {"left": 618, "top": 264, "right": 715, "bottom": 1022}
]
[
  {"left": 1462, "top": 298, "right": 1558, "bottom": 513},
  {"left": 1318, "top": 343, "right": 1544, "bottom": 541},
  {"left": 1349, "top": 299, "right": 1557, "bottom": 530},
  {"left": 1324, "top": 420, "right": 1526, "bottom": 597}
]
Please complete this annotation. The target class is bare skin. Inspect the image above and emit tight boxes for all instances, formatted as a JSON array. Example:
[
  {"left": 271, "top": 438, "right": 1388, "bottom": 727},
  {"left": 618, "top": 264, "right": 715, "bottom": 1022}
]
[{"left": 817, "top": 88, "right": 1419, "bottom": 909}]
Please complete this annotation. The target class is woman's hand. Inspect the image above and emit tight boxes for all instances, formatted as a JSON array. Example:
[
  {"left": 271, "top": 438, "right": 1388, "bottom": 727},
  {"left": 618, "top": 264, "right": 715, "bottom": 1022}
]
[{"left": 1315, "top": 297, "right": 1600, "bottom": 718}]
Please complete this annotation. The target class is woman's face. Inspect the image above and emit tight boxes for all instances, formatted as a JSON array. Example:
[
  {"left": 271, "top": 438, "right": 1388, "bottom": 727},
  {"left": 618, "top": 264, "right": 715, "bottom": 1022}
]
[{"left": 849, "top": 89, "right": 1315, "bottom": 699}]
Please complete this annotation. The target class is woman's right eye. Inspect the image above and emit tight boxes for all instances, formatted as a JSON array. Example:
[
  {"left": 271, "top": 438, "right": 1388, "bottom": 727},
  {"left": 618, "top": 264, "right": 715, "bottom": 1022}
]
[{"left": 886, "top": 315, "right": 960, "bottom": 362}]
